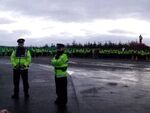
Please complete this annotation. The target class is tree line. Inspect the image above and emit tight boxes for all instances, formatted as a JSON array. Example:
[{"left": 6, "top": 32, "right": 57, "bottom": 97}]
[{"left": 0, "top": 41, "right": 150, "bottom": 60}]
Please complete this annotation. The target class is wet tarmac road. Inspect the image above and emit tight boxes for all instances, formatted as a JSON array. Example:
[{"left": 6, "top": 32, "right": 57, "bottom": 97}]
[
  {"left": 1, "top": 57, "right": 150, "bottom": 113},
  {"left": 0, "top": 58, "right": 79, "bottom": 113}
]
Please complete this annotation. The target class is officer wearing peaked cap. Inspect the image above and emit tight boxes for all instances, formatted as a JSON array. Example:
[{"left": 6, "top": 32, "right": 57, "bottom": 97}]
[
  {"left": 17, "top": 38, "right": 25, "bottom": 43},
  {"left": 57, "top": 43, "right": 65, "bottom": 49},
  {"left": 10, "top": 38, "right": 31, "bottom": 99},
  {"left": 51, "top": 43, "right": 69, "bottom": 107}
]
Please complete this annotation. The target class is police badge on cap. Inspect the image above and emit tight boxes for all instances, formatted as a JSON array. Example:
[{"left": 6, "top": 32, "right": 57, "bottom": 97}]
[{"left": 17, "top": 38, "right": 25, "bottom": 43}]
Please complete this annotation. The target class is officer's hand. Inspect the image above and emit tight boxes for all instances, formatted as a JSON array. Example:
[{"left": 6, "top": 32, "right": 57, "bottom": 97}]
[
  {"left": 55, "top": 54, "right": 60, "bottom": 59},
  {"left": 24, "top": 65, "right": 29, "bottom": 68},
  {"left": 21, "top": 65, "right": 26, "bottom": 68},
  {"left": 14, "top": 65, "right": 19, "bottom": 69}
]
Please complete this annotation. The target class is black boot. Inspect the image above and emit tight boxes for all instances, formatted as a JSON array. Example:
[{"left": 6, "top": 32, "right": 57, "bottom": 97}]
[
  {"left": 54, "top": 98, "right": 60, "bottom": 105},
  {"left": 11, "top": 94, "right": 19, "bottom": 99},
  {"left": 24, "top": 92, "right": 30, "bottom": 99}
]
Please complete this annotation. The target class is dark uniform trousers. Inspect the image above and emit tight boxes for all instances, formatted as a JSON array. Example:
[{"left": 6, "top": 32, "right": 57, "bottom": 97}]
[
  {"left": 55, "top": 77, "right": 67, "bottom": 104},
  {"left": 13, "top": 69, "right": 29, "bottom": 95}
]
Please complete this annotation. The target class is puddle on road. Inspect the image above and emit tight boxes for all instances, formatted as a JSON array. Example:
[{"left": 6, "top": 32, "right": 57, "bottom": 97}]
[
  {"left": 31, "top": 78, "right": 48, "bottom": 83},
  {"left": 107, "top": 82, "right": 118, "bottom": 86},
  {"left": 36, "top": 64, "right": 53, "bottom": 70},
  {"left": 35, "top": 64, "right": 75, "bottom": 75},
  {"left": 80, "top": 87, "right": 106, "bottom": 96},
  {"left": 31, "top": 63, "right": 150, "bottom": 88}
]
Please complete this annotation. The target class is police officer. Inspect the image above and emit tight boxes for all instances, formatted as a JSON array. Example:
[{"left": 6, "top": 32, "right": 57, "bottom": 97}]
[
  {"left": 10, "top": 38, "right": 31, "bottom": 99},
  {"left": 51, "top": 43, "right": 69, "bottom": 106}
]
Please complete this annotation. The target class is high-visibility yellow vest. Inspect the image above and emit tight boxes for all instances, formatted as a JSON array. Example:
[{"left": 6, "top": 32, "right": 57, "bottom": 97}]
[
  {"left": 10, "top": 48, "right": 31, "bottom": 69},
  {"left": 51, "top": 53, "right": 69, "bottom": 78}
]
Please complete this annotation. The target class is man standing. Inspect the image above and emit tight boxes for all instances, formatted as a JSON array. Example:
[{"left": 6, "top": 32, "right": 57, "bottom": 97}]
[
  {"left": 51, "top": 43, "right": 69, "bottom": 107},
  {"left": 11, "top": 38, "right": 31, "bottom": 99}
]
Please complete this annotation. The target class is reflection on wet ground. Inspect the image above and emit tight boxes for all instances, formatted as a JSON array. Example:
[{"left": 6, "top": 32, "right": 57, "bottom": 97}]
[
  {"left": 0, "top": 59, "right": 79, "bottom": 113},
  {"left": 67, "top": 59, "right": 150, "bottom": 113}
]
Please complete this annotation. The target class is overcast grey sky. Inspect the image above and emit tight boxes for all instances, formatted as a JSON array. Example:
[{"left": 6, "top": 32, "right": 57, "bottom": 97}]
[{"left": 0, "top": 0, "right": 150, "bottom": 46}]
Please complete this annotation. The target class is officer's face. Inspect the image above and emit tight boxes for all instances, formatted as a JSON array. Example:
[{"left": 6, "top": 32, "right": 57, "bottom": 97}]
[
  {"left": 18, "top": 43, "right": 24, "bottom": 47},
  {"left": 57, "top": 47, "right": 64, "bottom": 52}
]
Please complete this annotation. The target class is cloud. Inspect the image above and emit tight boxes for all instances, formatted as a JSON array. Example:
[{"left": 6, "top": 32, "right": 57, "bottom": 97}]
[
  {"left": 71, "top": 34, "right": 150, "bottom": 46},
  {"left": 0, "top": 30, "right": 149, "bottom": 46},
  {"left": 12, "top": 30, "right": 31, "bottom": 37},
  {"left": 0, "top": 0, "right": 149, "bottom": 22},
  {"left": 0, "top": 30, "right": 16, "bottom": 46},
  {"left": 0, "top": 29, "right": 31, "bottom": 46},
  {"left": 109, "top": 29, "right": 136, "bottom": 35},
  {"left": 0, "top": 18, "right": 15, "bottom": 24},
  {"left": 0, "top": 0, "right": 150, "bottom": 46}
]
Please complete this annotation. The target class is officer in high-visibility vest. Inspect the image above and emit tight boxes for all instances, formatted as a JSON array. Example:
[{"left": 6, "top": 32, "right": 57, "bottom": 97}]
[
  {"left": 51, "top": 43, "right": 69, "bottom": 106},
  {"left": 10, "top": 38, "right": 31, "bottom": 99}
]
